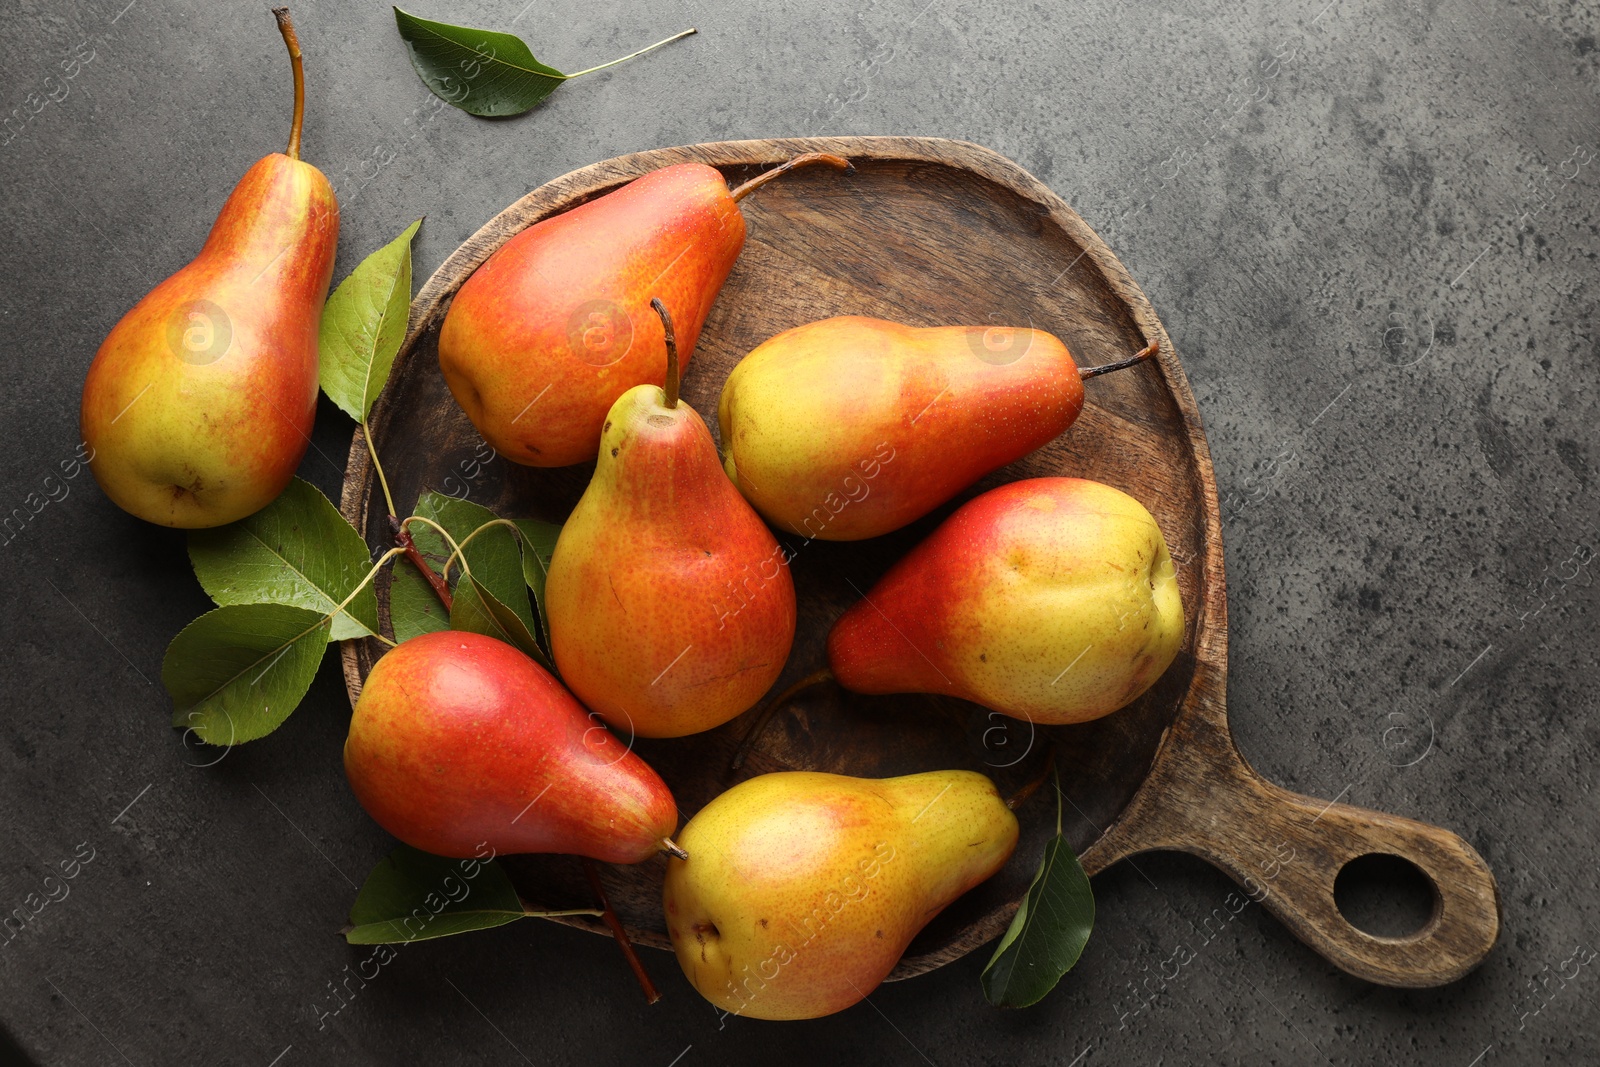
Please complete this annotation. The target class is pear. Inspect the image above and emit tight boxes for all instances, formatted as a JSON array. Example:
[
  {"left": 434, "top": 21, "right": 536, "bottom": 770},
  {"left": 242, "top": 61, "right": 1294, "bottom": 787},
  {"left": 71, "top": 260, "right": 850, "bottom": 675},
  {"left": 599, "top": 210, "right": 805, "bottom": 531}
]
[
  {"left": 718, "top": 315, "right": 1155, "bottom": 541},
  {"left": 344, "top": 631, "right": 682, "bottom": 864},
  {"left": 828, "top": 477, "right": 1184, "bottom": 724},
  {"left": 663, "top": 770, "right": 1018, "bottom": 1020},
  {"left": 80, "top": 10, "right": 338, "bottom": 528},
  {"left": 545, "top": 301, "right": 796, "bottom": 738},
  {"left": 439, "top": 153, "right": 850, "bottom": 468}
]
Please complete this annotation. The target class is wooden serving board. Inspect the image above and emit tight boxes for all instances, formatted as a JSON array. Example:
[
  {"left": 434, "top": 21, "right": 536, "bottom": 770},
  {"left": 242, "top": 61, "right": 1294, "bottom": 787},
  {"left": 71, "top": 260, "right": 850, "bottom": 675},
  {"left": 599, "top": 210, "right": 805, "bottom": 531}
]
[{"left": 339, "top": 136, "right": 1499, "bottom": 987}]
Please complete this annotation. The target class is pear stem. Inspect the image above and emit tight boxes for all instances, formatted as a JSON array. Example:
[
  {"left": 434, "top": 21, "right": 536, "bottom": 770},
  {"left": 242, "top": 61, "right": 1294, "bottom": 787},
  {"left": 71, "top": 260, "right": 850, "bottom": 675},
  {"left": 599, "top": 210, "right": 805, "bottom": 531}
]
[
  {"left": 271, "top": 8, "right": 305, "bottom": 161},
  {"left": 728, "top": 152, "right": 853, "bottom": 202},
  {"left": 730, "top": 667, "right": 835, "bottom": 771},
  {"left": 650, "top": 298, "right": 680, "bottom": 409},
  {"left": 582, "top": 858, "right": 661, "bottom": 1005},
  {"left": 564, "top": 28, "right": 697, "bottom": 78},
  {"left": 660, "top": 836, "right": 689, "bottom": 860},
  {"left": 1005, "top": 746, "right": 1057, "bottom": 811},
  {"left": 1079, "top": 339, "right": 1159, "bottom": 381}
]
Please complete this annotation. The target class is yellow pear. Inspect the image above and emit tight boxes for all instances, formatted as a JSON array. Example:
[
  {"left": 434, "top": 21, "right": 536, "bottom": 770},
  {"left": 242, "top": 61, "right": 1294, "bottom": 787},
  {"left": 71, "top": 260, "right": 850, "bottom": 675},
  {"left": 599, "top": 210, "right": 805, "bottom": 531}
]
[{"left": 663, "top": 770, "right": 1018, "bottom": 1020}]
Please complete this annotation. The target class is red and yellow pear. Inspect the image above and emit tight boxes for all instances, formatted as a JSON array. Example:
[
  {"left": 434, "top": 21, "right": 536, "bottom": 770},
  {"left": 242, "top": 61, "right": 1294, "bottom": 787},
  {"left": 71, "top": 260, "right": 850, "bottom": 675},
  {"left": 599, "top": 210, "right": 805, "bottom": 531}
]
[
  {"left": 439, "top": 153, "right": 850, "bottom": 467},
  {"left": 545, "top": 301, "right": 797, "bottom": 738},
  {"left": 80, "top": 9, "right": 337, "bottom": 528},
  {"left": 717, "top": 315, "right": 1156, "bottom": 540},
  {"left": 344, "top": 630, "right": 681, "bottom": 863},
  {"left": 663, "top": 770, "right": 1018, "bottom": 1020},
  {"left": 828, "top": 477, "right": 1185, "bottom": 724}
]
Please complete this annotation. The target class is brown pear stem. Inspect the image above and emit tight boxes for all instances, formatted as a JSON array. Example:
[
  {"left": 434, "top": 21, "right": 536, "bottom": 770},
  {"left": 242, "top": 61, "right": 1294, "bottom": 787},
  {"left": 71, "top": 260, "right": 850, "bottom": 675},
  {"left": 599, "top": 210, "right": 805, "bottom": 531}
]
[
  {"left": 660, "top": 836, "right": 689, "bottom": 860},
  {"left": 582, "top": 858, "right": 661, "bottom": 1005},
  {"left": 650, "top": 298, "right": 680, "bottom": 409},
  {"left": 1080, "top": 339, "right": 1159, "bottom": 381},
  {"left": 388, "top": 515, "right": 453, "bottom": 612},
  {"left": 271, "top": 8, "right": 305, "bottom": 160},
  {"left": 730, "top": 667, "right": 836, "bottom": 771},
  {"left": 728, "top": 152, "right": 853, "bottom": 202},
  {"left": 1005, "top": 745, "right": 1057, "bottom": 811}
]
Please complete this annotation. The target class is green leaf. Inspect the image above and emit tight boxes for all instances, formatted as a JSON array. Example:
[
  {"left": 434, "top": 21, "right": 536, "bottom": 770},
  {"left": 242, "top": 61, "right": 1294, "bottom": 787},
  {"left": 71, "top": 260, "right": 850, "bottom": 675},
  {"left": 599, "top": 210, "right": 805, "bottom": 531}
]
[
  {"left": 187, "top": 477, "right": 378, "bottom": 641},
  {"left": 392, "top": 8, "right": 694, "bottom": 117},
  {"left": 511, "top": 518, "right": 561, "bottom": 652},
  {"left": 411, "top": 492, "right": 539, "bottom": 638},
  {"left": 980, "top": 783, "right": 1095, "bottom": 1008},
  {"left": 345, "top": 845, "right": 527, "bottom": 944},
  {"left": 319, "top": 219, "right": 422, "bottom": 422},
  {"left": 450, "top": 575, "right": 550, "bottom": 669},
  {"left": 163, "top": 604, "right": 331, "bottom": 745},
  {"left": 389, "top": 558, "right": 451, "bottom": 643}
]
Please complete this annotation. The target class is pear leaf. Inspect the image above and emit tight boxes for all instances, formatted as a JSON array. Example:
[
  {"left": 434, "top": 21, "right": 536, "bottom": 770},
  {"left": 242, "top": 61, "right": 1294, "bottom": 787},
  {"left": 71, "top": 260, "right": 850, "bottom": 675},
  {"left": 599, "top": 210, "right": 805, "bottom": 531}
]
[
  {"left": 319, "top": 219, "right": 423, "bottom": 423},
  {"left": 980, "top": 780, "right": 1095, "bottom": 1008},
  {"left": 450, "top": 575, "right": 551, "bottom": 669},
  {"left": 408, "top": 492, "right": 539, "bottom": 638},
  {"left": 392, "top": 8, "right": 694, "bottom": 117},
  {"left": 162, "top": 604, "right": 331, "bottom": 745},
  {"left": 511, "top": 518, "right": 561, "bottom": 653},
  {"left": 389, "top": 557, "right": 451, "bottom": 643},
  {"left": 345, "top": 845, "right": 527, "bottom": 944},
  {"left": 187, "top": 477, "right": 378, "bottom": 641}
]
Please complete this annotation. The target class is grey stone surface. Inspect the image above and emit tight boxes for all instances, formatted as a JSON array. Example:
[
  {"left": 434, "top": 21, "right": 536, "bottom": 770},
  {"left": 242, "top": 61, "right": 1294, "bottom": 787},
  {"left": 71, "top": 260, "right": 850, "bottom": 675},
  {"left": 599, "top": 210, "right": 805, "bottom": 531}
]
[{"left": 1, "top": 0, "right": 1596, "bottom": 1063}]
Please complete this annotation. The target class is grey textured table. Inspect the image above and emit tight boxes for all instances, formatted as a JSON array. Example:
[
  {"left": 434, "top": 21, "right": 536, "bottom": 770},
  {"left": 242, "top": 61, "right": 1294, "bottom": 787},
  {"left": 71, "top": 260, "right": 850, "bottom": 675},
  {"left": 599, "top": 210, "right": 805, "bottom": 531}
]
[{"left": 2, "top": 0, "right": 1596, "bottom": 1063}]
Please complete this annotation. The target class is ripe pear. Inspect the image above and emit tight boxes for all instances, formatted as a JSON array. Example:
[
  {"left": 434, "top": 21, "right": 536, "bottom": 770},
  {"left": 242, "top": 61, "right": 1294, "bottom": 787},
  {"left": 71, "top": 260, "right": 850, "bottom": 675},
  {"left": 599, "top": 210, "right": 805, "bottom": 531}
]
[
  {"left": 439, "top": 153, "right": 850, "bottom": 467},
  {"left": 663, "top": 770, "right": 1018, "bottom": 1020},
  {"left": 344, "top": 631, "right": 682, "bottom": 864},
  {"left": 718, "top": 316, "right": 1153, "bottom": 541},
  {"left": 829, "top": 477, "right": 1184, "bottom": 724},
  {"left": 545, "top": 302, "right": 796, "bottom": 738},
  {"left": 80, "top": 10, "right": 337, "bottom": 528}
]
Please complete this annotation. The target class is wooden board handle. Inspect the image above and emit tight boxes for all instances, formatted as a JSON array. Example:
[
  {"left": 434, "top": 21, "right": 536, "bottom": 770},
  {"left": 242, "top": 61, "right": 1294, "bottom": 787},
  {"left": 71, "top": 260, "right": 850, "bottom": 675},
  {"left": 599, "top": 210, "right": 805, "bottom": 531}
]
[{"left": 1097, "top": 707, "right": 1501, "bottom": 987}]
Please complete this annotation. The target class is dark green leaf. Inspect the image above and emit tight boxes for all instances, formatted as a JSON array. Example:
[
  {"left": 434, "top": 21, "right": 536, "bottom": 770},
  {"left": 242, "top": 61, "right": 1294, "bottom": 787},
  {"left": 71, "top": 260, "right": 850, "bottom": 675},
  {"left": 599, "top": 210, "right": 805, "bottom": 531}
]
[
  {"left": 345, "top": 845, "right": 526, "bottom": 944},
  {"left": 392, "top": 8, "right": 694, "bottom": 117},
  {"left": 450, "top": 575, "right": 550, "bottom": 669},
  {"left": 163, "top": 604, "right": 331, "bottom": 744},
  {"left": 389, "top": 558, "right": 450, "bottom": 643},
  {"left": 980, "top": 785, "right": 1095, "bottom": 1008},
  {"left": 393, "top": 7, "right": 567, "bottom": 117},
  {"left": 511, "top": 518, "right": 561, "bottom": 653},
  {"left": 187, "top": 477, "right": 378, "bottom": 641},
  {"left": 319, "top": 219, "right": 422, "bottom": 422}
]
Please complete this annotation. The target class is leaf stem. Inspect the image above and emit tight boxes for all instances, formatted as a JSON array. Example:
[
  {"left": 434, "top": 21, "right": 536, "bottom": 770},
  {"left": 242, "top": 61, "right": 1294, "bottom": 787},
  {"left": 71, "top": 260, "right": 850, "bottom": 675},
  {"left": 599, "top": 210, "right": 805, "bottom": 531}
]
[
  {"left": 582, "top": 858, "right": 661, "bottom": 1004},
  {"left": 565, "top": 28, "right": 696, "bottom": 78},
  {"left": 441, "top": 518, "right": 523, "bottom": 584},
  {"left": 364, "top": 424, "right": 398, "bottom": 518},
  {"left": 332, "top": 547, "right": 406, "bottom": 619},
  {"left": 525, "top": 907, "right": 605, "bottom": 918},
  {"left": 271, "top": 8, "right": 305, "bottom": 160}
]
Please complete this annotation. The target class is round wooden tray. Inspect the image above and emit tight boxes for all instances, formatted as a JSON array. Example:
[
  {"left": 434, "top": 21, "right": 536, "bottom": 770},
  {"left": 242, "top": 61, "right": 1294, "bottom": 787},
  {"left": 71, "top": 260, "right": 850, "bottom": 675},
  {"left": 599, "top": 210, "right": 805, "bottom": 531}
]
[{"left": 340, "top": 136, "right": 1499, "bottom": 987}]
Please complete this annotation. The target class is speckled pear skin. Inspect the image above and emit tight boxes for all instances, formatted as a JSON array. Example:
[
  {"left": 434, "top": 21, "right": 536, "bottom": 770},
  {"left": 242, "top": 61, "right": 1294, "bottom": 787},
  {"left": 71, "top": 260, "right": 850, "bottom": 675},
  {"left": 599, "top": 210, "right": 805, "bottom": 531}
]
[
  {"left": 828, "top": 477, "right": 1185, "bottom": 725},
  {"left": 438, "top": 163, "right": 746, "bottom": 468},
  {"left": 80, "top": 153, "right": 337, "bottom": 528},
  {"left": 343, "top": 631, "right": 678, "bottom": 864},
  {"left": 544, "top": 382, "right": 796, "bottom": 738},
  {"left": 717, "top": 316, "right": 1085, "bottom": 541},
  {"left": 663, "top": 770, "right": 1017, "bottom": 1020}
]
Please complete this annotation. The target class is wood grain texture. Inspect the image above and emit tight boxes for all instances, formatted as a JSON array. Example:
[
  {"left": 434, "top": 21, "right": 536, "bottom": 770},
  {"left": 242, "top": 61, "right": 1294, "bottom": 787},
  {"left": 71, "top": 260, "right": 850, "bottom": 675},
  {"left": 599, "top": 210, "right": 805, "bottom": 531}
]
[{"left": 338, "top": 137, "right": 1498, "bottom": 986}]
